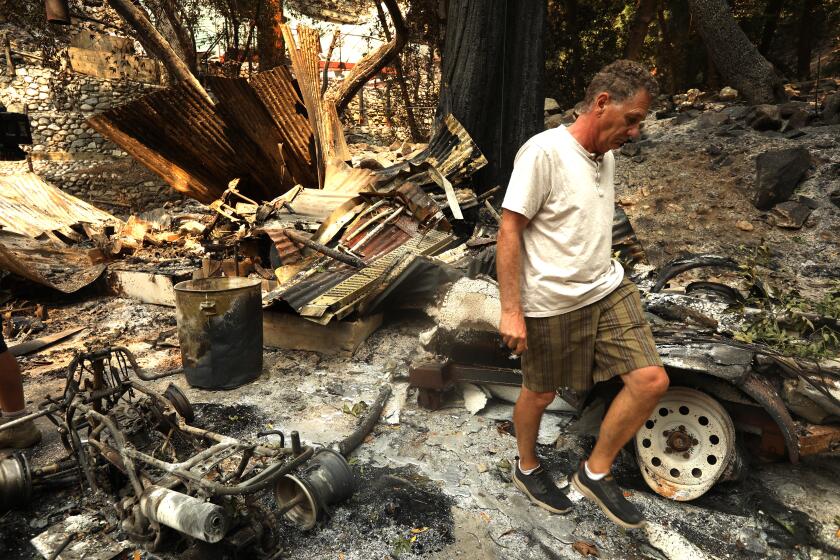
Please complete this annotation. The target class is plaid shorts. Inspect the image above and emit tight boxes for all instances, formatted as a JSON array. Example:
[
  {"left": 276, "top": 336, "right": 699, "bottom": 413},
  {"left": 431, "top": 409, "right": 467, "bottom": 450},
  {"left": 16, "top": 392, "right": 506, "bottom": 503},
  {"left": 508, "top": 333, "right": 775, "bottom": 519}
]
[{"left": 521, "top": 277, "right": 663, "bottom": 393}]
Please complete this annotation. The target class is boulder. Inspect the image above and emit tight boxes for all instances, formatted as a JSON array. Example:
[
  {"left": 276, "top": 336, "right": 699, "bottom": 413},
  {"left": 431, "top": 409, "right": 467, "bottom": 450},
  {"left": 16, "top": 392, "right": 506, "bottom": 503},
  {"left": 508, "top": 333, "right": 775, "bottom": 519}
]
[
  {"left": 544, "top": 97, "right": 560, "bottom": 114},
  {"left": 748, "top": 104, "right": 782, "bottom": 131},
  {"left": 829, "top": 188, "right": 840, "bottom": 209},
  {"left": 696, "top": 111, "right": 730, "bottom": 129},
  {"left": 753, "top": 147, "right": 810, "bottom": 210},
  {"left": 544, "top": 113, "right": 565, "bottom": 129},
  {"left": 718, "top": 86, "right": 738, "bottom": 101},
  {"left": 770, "top": 201, "right": 812, "bottom": 229},
  {"left": 823, "top": 92, "right": 840, "bottom": 124},
  {"left": 784, "top": 109, "right": 810, "bottom": 130}
]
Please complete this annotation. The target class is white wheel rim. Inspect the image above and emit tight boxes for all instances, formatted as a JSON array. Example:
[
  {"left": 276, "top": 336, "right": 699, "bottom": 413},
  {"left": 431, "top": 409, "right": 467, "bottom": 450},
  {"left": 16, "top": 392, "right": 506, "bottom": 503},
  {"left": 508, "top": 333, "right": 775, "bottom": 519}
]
[{"left": 634, "top": 387, "right": 735, "bottom": 501}]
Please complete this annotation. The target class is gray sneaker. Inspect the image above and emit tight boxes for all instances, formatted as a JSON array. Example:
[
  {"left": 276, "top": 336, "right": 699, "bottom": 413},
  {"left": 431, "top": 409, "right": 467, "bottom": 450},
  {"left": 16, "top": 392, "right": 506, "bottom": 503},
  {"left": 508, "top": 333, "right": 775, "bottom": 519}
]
[
  {"left": 0, "top": 417, "right": 42, "bottom": 449},
  {"left": 571, "top": 462, "right": 645, "bottom": 529},
  {"left": 512, "top": 458, "right": 573, "bottom": 514}
]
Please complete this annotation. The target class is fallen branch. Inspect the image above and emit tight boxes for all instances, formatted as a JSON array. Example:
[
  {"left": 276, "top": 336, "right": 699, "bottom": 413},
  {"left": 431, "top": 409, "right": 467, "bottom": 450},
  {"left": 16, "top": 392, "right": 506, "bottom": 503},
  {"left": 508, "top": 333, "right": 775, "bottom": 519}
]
[{"left": 337, "top": 384, "right": 392, "bottom": 457}]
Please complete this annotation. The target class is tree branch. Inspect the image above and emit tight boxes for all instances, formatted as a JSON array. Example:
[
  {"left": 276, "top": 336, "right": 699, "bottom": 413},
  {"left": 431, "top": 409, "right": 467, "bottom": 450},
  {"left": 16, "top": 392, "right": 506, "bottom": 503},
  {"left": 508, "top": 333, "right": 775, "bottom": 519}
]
[{"left": 326, "top": 0, "right": 407, "bottom": 115}]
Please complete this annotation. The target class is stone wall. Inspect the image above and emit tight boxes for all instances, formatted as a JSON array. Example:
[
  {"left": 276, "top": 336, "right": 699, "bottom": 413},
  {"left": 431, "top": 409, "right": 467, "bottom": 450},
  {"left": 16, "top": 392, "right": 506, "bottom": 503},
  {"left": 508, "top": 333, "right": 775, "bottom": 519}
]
[
  {"left": 1, "top": 65, "right": 158, "bottom": 154},
  {"left": 0, "top": 63, "right": 179, "bottom": 211}
]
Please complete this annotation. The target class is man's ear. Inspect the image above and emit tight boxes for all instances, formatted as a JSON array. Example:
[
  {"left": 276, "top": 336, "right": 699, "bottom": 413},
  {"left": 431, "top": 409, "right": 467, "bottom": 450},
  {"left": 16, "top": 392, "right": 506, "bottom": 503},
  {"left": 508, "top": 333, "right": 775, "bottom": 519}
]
[{"left": 595, "top": 92, "right": 611, "bottom": 111}]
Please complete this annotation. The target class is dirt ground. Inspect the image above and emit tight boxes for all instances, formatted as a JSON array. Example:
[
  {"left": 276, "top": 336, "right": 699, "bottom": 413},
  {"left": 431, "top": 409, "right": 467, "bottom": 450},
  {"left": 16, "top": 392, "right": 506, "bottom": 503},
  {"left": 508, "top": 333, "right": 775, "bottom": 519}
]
[{"left": 1, "top": 296, "right": 839, "bottom": 560}]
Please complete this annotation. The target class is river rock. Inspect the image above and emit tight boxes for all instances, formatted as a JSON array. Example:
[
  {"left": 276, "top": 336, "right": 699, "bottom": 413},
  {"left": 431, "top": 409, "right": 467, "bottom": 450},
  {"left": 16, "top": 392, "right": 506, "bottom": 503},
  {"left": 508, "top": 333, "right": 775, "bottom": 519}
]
[{"left": 753, "top": 147, "right": 810, "bottom": 210}]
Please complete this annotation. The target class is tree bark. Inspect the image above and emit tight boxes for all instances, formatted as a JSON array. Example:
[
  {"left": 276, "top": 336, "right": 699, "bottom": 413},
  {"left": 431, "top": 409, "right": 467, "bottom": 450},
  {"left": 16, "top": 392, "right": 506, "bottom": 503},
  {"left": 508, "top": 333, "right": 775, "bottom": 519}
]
[
  {"left": 436, "top": 0, "right": 545, "bottom": 192},
  {"left": 375, "top": 0, "right": 421, "bottom": 141},
  {"left": 327, "top": 0, "right": 407, "bottom": 116},
  {"left": 107, "top": 0, "right": 211, "bottom": 103},
  {"left": 796, "top": 0, "right": 815, "bottom": 80},
  {"left": 321, "top": 30, "right": 339, "bottom": 96},
  {"left": 159, "top": 0, "right": 197, "bottom": 73},
  {"left": 687, "top": 0, "right": 785, "bottom": 104},
  {"left": 258, "top": 0, "right": 285, "bottom": 70},
  {"left": 2, "top": 32, "right": 14, "bottom": 77},
  {"left": 624, "top": 0, "right": 657, "bottom": 60},
  {"left": 758, "top": 0, "right": 783, "bottom": 56}
]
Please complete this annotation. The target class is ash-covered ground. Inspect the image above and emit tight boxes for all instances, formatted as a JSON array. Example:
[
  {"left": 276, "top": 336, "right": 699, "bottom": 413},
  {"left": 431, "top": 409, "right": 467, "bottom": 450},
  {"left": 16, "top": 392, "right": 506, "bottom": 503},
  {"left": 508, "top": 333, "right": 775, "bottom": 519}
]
[{"left": 2, "top": 298, "right": 839, "bottom": 560}]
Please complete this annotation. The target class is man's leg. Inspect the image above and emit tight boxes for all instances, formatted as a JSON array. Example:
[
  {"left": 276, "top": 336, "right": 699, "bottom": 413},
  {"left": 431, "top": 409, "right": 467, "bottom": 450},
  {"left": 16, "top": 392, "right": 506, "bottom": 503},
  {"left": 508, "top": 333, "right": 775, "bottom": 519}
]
[
  {"left": 0, "top": 349, "right": 41, "bottom": 448},
  {"left": 572, "top": 365, "right": 668, "bottom": 529},
  {"left": 0, "top": 350, "right": 26, "bottom": 413},
  {"left": 513, "top": 386, "right": 556, "bottom": 470},
  {"left": 587, "top": 366, "right": 669, "bottom": 473},
  {"left": 512, "top": 385, "right": 574, "bottom": 514}
]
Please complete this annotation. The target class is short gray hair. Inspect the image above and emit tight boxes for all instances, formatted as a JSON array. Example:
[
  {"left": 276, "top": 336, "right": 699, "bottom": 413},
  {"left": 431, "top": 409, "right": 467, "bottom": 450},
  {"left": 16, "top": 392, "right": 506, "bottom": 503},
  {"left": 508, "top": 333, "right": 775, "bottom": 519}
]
[{"left": 581, "top": 60, "right": 659, "bottom": 112}]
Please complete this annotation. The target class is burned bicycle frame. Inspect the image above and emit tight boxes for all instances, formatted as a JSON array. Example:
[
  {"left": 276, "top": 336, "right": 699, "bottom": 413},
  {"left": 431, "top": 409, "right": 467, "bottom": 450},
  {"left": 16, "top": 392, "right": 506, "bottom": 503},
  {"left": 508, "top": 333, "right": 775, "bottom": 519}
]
[{"left": 0, "top": 346, "right": 313, "bottom": 553}]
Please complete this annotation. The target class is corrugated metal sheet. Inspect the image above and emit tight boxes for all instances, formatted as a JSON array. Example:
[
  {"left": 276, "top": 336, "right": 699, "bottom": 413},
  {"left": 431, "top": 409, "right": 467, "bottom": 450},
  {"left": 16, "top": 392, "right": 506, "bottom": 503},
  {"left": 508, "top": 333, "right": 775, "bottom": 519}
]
[
  {"left": 377, "top": 114, "right": 488, "bottom": 185},
  {"left": 250, "top": 66, "right": 317, "bottom": 186},
  {"left": 88, "top": 78, "right": 315, "bottom": 204},
  {"left": 282, "top": 23, "right": 351, "bottom": 185},
  {"left": 0, "top": 231, "right": 106, "bottom": 293},
  {"left": 0, "top": 173, "right": 120, "bottom": 237}
]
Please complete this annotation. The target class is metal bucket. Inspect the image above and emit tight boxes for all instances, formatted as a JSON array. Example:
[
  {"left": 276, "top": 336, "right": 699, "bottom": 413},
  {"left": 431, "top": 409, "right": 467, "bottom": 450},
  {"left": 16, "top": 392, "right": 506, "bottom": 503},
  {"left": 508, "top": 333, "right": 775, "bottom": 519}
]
[{"left": 173, "top": 277, "right": 263, "bottom": 389}]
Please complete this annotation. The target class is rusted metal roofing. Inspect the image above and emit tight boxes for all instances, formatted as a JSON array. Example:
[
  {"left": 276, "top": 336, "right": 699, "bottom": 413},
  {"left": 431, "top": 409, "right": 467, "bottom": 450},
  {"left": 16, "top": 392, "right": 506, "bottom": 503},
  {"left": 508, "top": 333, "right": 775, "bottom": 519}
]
[
  {"left": 250, "top": 66, "right": 317, "bottom": 186},
  {"left": 282, "top": 24, "right": 351, "bottom": 186},
  {"left": 89, "top": 75, "right": 317, "bottom": 204},
  {"left": 374, "top": 114, "right": 488, "bottom": 190},
  {"left": 0, "top": 231, "right": 106, "bottom": 293},
  {"left": 0, "top": 173, "right": 120, "bottom": 237}
]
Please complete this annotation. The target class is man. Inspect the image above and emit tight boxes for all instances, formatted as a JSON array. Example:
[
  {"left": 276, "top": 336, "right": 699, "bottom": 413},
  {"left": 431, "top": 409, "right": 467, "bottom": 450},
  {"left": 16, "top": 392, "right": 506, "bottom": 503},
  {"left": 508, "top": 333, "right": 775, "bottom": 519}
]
[
  {"left": 497, "top": 60, "right": 668, "bottom": 529},
  {"left": 0, "top": 319, "right": 41, "bottom": 448}
]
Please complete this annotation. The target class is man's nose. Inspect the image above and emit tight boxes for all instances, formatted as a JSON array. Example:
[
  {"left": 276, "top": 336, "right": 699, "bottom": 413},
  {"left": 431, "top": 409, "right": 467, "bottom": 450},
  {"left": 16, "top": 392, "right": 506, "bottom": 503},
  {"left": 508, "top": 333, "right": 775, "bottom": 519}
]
[{"left": 628, "top": 126, "right": 641, "bottom": 139}]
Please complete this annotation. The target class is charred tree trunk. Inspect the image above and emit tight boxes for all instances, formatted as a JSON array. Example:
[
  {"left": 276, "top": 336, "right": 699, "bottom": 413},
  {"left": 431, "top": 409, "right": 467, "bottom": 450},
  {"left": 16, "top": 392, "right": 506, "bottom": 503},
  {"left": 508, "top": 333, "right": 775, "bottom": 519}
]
[
  {"left": 624, "top": 0, "right": 657, "bottom": 60},
  {"left": 687, "top": 0, "right": 785, "bottom": 104},
  {"left": 436, "top": 0, "right": 545, "bottom": 192},
  {"left": 327, "top": 0, "right": 407, "bottom": 116},
  {"left": 375, "top": 0, "right": 421, "bottom": 141},
  {"left": 257, "top": 0, "right": 285, "bottom": 70},
  {"left": 759, "top": 0, "right": 783, "bottom": 56},
  {"left": 160, "top": 0, "right": 197, "bottom": 74},
  {"left": 107, "top": 0, "right": 211, "bottom": 103},
  {"left": 796, "top": 0, "right": 816, "bottom": 80}
]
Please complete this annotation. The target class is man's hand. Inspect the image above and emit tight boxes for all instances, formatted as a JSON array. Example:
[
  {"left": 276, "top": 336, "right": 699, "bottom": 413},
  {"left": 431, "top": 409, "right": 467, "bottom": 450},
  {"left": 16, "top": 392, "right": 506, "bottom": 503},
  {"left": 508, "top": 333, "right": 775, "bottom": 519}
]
[{"left": 500, "top": 309, "right": 527, "bottom": 355}]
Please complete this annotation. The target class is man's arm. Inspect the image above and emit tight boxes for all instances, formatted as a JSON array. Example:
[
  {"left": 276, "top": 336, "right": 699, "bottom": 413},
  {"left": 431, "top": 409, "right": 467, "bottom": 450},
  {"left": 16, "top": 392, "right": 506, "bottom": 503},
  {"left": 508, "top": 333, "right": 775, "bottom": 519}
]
[{"left": 497, "top": 209, "right": 530, "bottom": 355}]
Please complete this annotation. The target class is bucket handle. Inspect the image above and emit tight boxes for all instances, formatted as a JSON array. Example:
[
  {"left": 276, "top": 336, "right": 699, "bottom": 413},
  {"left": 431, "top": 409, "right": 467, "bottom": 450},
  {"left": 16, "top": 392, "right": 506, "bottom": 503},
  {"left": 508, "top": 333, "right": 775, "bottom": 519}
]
[{"left": 199, "top": 299, "right": 217, "bottom": 316}]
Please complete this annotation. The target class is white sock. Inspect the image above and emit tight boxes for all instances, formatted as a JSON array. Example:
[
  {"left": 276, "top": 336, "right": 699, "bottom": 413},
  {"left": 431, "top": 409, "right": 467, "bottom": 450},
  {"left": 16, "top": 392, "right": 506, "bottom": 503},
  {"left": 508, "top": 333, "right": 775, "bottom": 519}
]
[
  {"left": 585, "top": 461, "right": 607, "bottom": 481},
  {"left": 518, "top": 459, "right": 539, "bottom": 475}
]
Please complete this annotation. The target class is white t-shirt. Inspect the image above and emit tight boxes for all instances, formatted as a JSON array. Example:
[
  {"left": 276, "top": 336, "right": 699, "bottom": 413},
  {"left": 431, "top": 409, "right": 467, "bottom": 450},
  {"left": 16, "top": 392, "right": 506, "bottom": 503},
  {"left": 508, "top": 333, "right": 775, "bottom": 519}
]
[{"left": 501, "top": 125, "right": 623, "bottom": 317}]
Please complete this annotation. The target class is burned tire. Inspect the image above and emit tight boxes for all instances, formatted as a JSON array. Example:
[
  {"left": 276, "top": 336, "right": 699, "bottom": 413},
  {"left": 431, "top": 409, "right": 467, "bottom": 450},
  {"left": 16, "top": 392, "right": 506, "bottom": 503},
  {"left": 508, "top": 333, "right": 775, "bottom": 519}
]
[{"left": 634, "top": 387, "right": 736, "bottom": 501}]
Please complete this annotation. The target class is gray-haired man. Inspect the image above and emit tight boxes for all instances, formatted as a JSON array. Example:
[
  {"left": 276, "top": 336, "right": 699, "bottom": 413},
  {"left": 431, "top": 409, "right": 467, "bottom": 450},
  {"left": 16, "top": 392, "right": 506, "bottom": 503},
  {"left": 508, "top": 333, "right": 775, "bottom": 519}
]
[{"left": 497, "top": 60, "right": 668, "bottom": 528}]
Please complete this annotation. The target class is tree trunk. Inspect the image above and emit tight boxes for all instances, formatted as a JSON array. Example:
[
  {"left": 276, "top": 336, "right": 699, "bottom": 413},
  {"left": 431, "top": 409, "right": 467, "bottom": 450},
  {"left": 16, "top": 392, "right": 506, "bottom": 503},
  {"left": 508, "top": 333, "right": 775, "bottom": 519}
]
[
  {"left": 375, "top": 0, "right": 421, "bottom": 141},
  {"left": 327, "top": 0, "right": 407, "bottom": 116},
  {"left": 624, "top": 0, "right": 657, "bottom": 60},
  {"left": 321, "top": 30, "right": 339, "bottom": 96},
  {"left": 160, "top": 0, "right": 197, "bottom": 73},
  {"left": 687, "top": 0, "right": 785, "bottom": 104},
  {"left": 436, "top": 0, "right": 545, "bottom": 192},
  {"left": 758, "top": 0, "right": 783, "bottom": 56},
  {"left": 108, "top": 0, "right": 211, "bottom": 103},
  {"left": 2, "top": 32, "right": 14, "bottom": 77},
  {"left": 796, "top": 0, "right": 815, "bottom": 80},
  {"left": 257, "top": 0, "right": 285, "bottom": 70}
]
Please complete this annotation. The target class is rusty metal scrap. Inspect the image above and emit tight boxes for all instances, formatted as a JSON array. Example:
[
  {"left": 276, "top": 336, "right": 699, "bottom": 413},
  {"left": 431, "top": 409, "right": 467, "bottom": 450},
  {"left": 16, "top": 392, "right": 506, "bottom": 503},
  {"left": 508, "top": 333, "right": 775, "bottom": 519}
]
[
  {"left": 250, "top": 66, "right": 317, "bottom": 185},
  {"left": 0, "top": 346, "right": 321, "bottom": 555},
  {"left": 0, "top": 173, "right": 120, "bottom": 238},
  {"left": 89, "top": 78, "right": 312, "bottom": 204},
  {"left": 282, "top": 23, "right": 351, "bottom": 185},
  {"left": 0, "top": 231, "right": 107, "bottom": 293}
]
